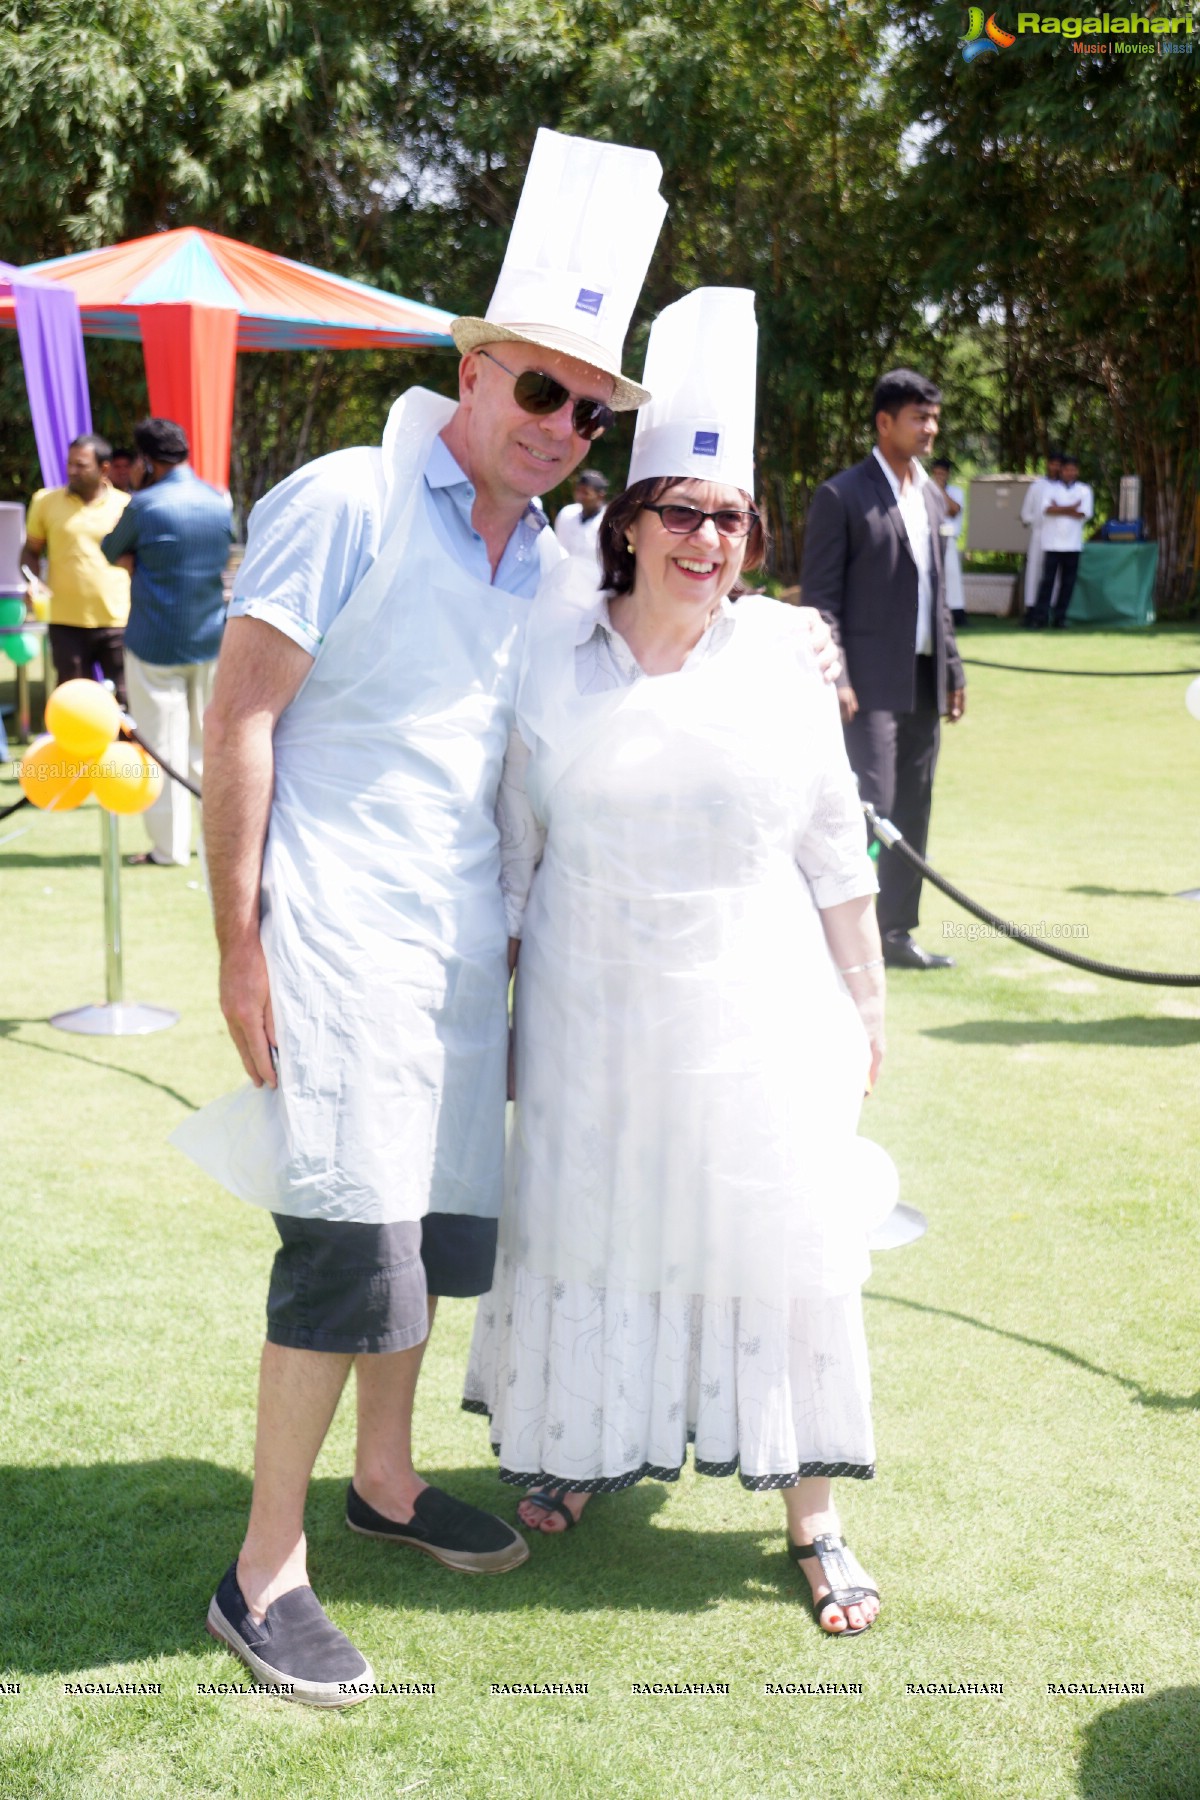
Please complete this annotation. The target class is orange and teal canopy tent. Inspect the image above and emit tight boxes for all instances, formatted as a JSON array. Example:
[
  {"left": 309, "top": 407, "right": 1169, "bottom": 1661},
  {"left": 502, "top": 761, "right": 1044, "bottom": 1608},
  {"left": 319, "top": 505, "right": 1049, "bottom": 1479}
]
[{"left": 0, "top": 228, "right": 455, "bottom": 490}]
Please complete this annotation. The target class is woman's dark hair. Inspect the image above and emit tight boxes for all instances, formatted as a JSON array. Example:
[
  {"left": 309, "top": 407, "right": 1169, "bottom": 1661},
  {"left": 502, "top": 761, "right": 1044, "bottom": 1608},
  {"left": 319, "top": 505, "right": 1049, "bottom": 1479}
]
[{"left": 597, "top": 476, "right": 769, "bottom": 597}]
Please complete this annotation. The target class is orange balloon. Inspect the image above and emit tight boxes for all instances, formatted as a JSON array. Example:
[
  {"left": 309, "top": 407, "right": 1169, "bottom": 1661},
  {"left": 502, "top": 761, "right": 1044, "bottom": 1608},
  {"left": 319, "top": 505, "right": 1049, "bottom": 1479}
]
[
  {"left": 18, "top": 736, "right": 96, "bottom": 811},
  {"left": 90, "top": 741, "right": 163, "bottom": 815},
  {"left": 45, "top": 678, "right": 121, "bottom": 761}
]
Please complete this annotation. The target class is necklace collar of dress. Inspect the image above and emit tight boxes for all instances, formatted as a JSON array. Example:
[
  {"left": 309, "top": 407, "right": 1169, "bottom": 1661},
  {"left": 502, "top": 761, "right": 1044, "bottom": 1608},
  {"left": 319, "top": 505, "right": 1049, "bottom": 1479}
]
[{"left": 578, "top": 590, "right": 737, "bottom": 649}]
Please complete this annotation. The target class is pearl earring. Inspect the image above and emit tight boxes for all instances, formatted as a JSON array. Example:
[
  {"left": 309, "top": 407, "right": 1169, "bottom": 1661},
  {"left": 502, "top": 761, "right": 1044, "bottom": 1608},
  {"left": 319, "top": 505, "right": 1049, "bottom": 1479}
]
[{"left": 625, "top": 539, "right": 635, "bottom": 553}]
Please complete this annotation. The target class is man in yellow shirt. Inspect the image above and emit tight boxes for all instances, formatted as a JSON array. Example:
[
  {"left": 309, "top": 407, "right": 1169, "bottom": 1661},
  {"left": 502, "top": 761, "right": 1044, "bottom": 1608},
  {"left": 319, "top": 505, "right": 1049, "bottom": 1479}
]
[{"left": 24, "top": 434, "right": 131, "bottom": 705}]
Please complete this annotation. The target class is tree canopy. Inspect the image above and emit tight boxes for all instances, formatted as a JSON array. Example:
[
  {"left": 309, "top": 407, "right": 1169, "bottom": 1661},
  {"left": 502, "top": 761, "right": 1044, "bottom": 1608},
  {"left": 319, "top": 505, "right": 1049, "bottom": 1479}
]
[{"left": 1, "top": 0, "right": 1195, "bottom": 607}]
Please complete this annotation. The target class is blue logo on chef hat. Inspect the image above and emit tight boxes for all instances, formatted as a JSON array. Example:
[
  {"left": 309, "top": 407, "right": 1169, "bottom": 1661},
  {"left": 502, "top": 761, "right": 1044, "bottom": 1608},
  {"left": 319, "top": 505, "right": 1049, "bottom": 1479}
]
[
  {"left": 575, "top": 288, "right": 604, "bottom": 316},
  {"left": 693, "top": 430, "right": 720, "bottom": 457}
]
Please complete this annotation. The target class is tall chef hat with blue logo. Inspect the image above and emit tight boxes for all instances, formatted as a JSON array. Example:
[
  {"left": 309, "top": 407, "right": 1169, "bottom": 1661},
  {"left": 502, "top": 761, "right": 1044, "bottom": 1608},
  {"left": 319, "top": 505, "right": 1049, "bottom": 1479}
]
[
  {"left": 451, "top": 128, "right": 667, "bottom": 412},
  {"left": 626, "top": 288, "right": 758, "bottom": 490}
]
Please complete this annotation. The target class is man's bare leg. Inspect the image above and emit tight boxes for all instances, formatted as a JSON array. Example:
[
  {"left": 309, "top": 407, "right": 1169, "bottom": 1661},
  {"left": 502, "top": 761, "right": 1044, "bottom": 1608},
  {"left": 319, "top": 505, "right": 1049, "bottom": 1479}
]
[
  {"left": 352, "top": 1298, "right": 437, "bottom": 1522},
  {"left": 236, "top": 1341, "right": 353, "bottom": 1619},
  {"left": 345, "top": 1298, "right": 528, "bottom": 1574}
]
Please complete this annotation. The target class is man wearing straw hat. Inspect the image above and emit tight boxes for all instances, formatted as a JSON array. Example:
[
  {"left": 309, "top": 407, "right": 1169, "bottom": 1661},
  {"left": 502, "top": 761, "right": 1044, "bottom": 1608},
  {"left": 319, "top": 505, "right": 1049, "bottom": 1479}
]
[{"left": 178, "top": 130, "right": 668, "bottom": 1705}]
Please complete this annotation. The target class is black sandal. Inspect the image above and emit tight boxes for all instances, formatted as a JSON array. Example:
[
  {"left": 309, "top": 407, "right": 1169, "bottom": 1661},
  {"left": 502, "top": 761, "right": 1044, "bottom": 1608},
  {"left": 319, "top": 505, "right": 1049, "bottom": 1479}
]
[
  {"left": 789, "top": 1533, "right": 879, "bottom": 1637},
  {"left": 521, "top": 1483, "right": 581, "bottom": 1532}
]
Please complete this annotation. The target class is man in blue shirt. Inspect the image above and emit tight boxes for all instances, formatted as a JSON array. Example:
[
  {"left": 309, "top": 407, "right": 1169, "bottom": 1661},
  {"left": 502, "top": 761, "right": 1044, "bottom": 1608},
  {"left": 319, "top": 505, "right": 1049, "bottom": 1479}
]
[{"left": 102, "top": 418, "right": 233, "bottom": 866}]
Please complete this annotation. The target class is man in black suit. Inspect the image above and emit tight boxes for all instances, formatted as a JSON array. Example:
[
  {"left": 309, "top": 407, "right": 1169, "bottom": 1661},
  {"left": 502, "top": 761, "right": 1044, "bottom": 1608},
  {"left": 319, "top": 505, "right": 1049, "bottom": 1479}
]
[{"left": 800, "top": 369, "right": 966, "bottom": 971}]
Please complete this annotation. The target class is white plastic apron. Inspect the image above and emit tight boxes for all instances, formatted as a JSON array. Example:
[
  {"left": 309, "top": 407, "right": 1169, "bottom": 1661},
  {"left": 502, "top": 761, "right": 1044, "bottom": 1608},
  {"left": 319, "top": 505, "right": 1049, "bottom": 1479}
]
[
  {"left": 173, "top": 387, "right": 561, "bottom": 1223},
  {"left": 506, "top": 579, "right": 890, "bottom": 1303}
]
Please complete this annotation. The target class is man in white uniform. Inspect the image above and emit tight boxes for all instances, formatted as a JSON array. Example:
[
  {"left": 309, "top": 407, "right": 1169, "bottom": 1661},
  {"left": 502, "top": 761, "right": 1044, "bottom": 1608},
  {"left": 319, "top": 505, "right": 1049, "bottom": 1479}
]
[
  {"left": 190, "top": 130, "right": 669, "bottom": 1705},
  {"left": 930, "top": 458, "right": 966, "bottom": 627},
  {"left": 1020, "top": 450, "right": 1062, "bottom": 615},
  {"left": 1026, "top": 452, "right": 1093, "bottom": 629},
  {"left": 553, "top": 467, "right": 607, "bottom": 565}
]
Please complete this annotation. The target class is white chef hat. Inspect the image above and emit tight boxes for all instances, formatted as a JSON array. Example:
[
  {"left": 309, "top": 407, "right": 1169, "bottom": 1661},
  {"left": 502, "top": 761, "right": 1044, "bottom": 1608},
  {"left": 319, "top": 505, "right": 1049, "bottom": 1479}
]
[
  {"left": 451, "top": 128, "right": 667, "bottom": 411},
  {"left": 626, "top": 288, "right": 757, "bottom": 491}
]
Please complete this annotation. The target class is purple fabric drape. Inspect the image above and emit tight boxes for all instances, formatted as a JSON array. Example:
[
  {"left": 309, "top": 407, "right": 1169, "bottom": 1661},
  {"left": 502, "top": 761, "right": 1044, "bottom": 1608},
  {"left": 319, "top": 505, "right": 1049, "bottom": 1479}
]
[{"left": 1, "top": 262, "right": 92, "bottom": 488}]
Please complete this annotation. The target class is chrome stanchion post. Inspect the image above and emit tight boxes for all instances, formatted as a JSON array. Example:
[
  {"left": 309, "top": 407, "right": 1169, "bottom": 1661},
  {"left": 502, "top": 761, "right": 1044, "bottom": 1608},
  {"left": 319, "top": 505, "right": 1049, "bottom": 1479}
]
[
  {"left": 50, "top": 805, "right": 179, "bottom": 1036},
  {"left": 102, "top": 808, "right": 123, "bottom": 1003}
]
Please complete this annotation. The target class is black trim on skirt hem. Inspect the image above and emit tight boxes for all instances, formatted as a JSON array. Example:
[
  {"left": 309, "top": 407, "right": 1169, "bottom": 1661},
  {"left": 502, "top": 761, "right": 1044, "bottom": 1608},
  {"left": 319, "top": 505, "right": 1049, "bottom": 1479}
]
[{"left": 460, "top": 1399, "right": 875, "bottom": 1489}]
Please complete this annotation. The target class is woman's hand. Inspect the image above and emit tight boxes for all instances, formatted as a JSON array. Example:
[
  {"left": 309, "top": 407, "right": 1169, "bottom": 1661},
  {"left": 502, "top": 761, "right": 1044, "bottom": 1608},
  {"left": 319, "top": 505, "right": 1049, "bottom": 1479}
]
[
  {"left": 797, "top": 607, "right": 842, "bottom": 685},
  {"left": 818, "top": 896, "right": 884, "bottom": 1088},
  {"left": 845, "top": 974, "right": 886, "bottom": 1090}
]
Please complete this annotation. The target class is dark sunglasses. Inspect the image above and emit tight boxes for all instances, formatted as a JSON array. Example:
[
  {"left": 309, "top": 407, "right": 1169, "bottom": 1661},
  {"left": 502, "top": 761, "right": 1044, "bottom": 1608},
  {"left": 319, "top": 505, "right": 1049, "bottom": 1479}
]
[
  {"left": 642, "top": 502, "right": 760, "bottom": 540},
  {"left": 479, "top": 349, "right": 614, "bottom": 441}
]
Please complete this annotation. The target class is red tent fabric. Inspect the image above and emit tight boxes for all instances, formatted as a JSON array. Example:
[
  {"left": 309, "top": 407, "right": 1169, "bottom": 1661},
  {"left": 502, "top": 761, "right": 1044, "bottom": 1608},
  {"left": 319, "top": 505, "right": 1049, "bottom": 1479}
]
[
  {"left": 140, "top": 305, "right": 238, "bottom": 491},
  {"left": 0, "top": 229, "right": 455, "bottom": 489}
]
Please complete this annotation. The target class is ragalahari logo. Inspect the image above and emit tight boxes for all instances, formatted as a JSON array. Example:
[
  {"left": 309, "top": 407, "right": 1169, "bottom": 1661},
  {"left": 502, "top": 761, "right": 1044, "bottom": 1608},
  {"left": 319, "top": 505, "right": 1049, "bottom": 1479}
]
[
  {"left": 960, "top": 9, "right": 1193, "bottom": 59},
  {"left": 960, "top": 7, "right": 1017, "bottom": 58}
]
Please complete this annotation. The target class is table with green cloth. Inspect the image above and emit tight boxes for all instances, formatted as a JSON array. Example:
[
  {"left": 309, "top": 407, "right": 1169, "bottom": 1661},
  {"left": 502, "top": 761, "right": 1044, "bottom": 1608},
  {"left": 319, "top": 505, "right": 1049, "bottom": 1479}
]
[{"left": 1068, "top": 541, "right": 1158, "bottom": 627}]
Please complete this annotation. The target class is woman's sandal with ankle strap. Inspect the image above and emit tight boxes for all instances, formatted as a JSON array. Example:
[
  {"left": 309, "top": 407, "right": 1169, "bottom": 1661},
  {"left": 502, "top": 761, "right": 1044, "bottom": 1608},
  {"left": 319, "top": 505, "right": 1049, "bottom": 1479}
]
[
  {"left": 789, "top": 1533, "right": 879, "bottom": 1637},
  {"left": 521, "top": 1483, "right": 580, "bottom": 1531}
]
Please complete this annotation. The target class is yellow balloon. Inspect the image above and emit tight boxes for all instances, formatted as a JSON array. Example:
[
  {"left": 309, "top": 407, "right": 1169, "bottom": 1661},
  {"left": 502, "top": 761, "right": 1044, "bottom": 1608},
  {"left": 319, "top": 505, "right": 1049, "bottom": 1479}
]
[
  {"left": 90, "top": 741, "right": 163, "bottom": 815},
  {"left": 18, "top": 735, "right": 96, "bottom": 811},
  {"left": 45, "top": 678, "right": 121, "bottom": 762}
]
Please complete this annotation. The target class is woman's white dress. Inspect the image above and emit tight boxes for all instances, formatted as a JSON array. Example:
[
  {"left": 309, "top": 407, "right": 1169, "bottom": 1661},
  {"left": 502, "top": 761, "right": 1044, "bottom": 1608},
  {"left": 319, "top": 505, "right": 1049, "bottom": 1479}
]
[{"left": 463, "top": 579, "right": 885, "bottom": 1490}]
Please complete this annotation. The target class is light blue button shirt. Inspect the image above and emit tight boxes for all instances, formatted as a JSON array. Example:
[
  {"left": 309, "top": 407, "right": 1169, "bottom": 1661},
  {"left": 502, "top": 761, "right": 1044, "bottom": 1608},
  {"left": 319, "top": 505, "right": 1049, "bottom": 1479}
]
[
  {"left": 231, "top": 434, "right": 547, "bottom": 652},
  {"left": 423, "top": 434, "right": 546, "bottom": 599}
]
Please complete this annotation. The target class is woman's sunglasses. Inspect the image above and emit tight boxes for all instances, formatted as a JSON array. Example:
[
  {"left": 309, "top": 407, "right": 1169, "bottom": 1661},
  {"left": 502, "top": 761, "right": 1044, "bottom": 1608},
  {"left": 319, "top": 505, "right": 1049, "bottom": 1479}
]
[
  {"left": 479, "top": 349, "right": 615, "bottom": 441},
  {"left": 642, "top": 502, "right": 760, "bottom": 540}
]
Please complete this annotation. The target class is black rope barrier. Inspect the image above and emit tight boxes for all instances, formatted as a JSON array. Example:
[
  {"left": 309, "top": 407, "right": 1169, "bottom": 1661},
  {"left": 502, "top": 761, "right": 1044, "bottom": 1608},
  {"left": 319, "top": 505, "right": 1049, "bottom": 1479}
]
[
  {"left": 960, "top": 655, "right": 1200, "bottom": 678},
  {"left": 120, "top": 724, "right": 203, "bottom": 799},
  {"left": 1, "top": 721, "right": 199, "bottom": 827},
  {"left": 6, "top": 728, "right": 1199, "bottom": 986},
  {"left": 864, "top": 802, "right": 1200, "bottom": 986}
]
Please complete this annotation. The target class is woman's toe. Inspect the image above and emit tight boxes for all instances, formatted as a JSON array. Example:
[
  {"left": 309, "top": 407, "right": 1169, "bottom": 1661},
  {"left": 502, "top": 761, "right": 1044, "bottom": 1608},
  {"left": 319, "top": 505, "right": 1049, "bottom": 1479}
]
[{"left": 517, "top": 1499, "right": 557, "bottom": 1533}]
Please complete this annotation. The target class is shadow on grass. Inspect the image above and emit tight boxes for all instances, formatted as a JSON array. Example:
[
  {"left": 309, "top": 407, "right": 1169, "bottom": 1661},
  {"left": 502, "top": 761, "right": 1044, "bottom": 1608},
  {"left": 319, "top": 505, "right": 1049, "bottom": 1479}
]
[
  {"left": 0, "top": 1018, "right": 199, "bottom": 1110},
  {"left": 317, "top": 1469, "right": 800, "bottom": 1622},
  {"left": 0, "top": 1458, "right": 252, "bottom": 1676},
  {"left": 1068, "top": 884, "right": 1171, "bottom": 900},
  {"left": 868, "top": 1292, "right": 1200, "bottom": 1413},
  {"left": 0, "top": 1458, "right": 795, "bottom": 1677},
  {"left": 1077, "top": 1686, "right": 1200, "bottom": 1800},
  {"left": 0, "top": 851, "right": 100, "bottom": 868},
  {"left": 923, "top": 1017, "right": 1200, "bottom": 1049}
]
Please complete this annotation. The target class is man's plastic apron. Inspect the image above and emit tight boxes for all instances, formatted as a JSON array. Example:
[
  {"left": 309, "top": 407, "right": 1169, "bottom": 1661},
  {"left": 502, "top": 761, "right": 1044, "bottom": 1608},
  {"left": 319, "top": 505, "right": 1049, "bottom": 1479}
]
[{"left": 174, "top": 387, "right": 561, "bottom": 1224}]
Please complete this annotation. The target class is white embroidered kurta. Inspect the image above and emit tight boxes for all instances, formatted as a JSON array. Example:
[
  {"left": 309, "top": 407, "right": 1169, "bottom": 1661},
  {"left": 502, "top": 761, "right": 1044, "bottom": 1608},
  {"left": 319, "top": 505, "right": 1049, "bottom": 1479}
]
[{"left": 465, "top": 578, "right": 889, "bottom": 1488}]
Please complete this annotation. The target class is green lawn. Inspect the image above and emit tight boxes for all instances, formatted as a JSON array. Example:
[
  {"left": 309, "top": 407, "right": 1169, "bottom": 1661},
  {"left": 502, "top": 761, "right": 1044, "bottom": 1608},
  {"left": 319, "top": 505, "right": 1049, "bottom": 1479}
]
[{"left": 2, "top": 619, "right": 1199, "bottom": 1800}]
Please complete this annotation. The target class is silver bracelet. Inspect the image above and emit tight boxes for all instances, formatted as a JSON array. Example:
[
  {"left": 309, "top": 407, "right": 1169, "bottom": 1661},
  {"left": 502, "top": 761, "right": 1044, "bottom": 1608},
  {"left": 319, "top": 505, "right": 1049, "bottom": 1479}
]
[{"left": 838, "top": 957, "right": 885, "bottom": 975}]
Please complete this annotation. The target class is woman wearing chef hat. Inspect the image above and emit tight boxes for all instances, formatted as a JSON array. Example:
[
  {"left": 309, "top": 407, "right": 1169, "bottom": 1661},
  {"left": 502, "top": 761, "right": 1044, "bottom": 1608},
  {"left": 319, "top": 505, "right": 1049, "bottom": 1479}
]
[{"left": 465, "top": 289, "right": 890, "bottom": 1637}]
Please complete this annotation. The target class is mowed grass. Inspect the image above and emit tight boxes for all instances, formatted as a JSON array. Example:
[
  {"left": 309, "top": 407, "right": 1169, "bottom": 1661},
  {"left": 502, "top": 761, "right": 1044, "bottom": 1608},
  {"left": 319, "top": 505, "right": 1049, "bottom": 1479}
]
[{"left": 2, "top": 619, "right": 1199, "bottom": 1800}]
